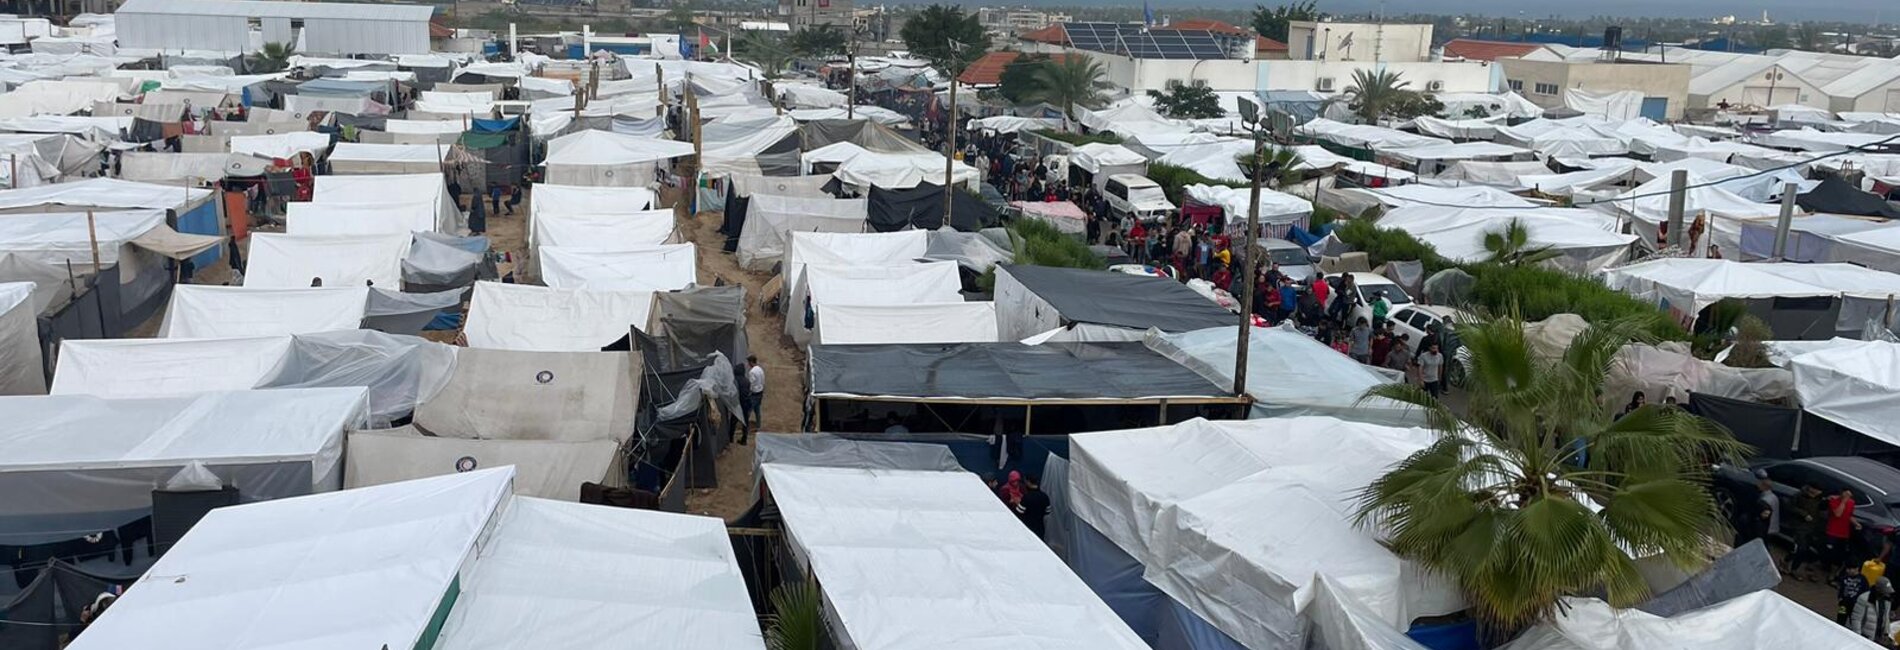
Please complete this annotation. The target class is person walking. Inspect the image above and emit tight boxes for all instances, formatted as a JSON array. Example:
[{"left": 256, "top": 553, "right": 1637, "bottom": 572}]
[
  {"left": 742, "top": 355, "right": 764, "bottom": 444},
  {"left": 1827, "top": 488, "right": 1862, "bottom": 577},
  {"left": 1849, "top": 578, "right": 1894, "bottom": 643},
  {"left": 1348, "top": 318, "right": 1373, "bottom": 364},
  {"left": 1789, "top": 483, "right": 1831, "bottom": 580},
  {"left": 1417, "top": 342, "right": 1446, "bottom": 396},
  {"left": 1838, "top": 565, "right": 1873, "bottom": 624},
  {"left": 1385, "top": 334, "right": 1415, "bottom": 383}
]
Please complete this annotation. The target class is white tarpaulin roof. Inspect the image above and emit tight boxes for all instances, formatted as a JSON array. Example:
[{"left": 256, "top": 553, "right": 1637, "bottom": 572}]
[
  {"left": 539, "top": 244, "right": 697, "bottom": 291},
  {"left": 815, "top": 302, "right": 999, "bottom": 345},
  {"left": 735, "top": 194, "right": 868, "bottom": 271},
  {"left": 0, "top": 176, "right": 210, "bottom": 211},
  {"left": 1598, "top": 172, "right": 1781, "bottom": 225},
  {"left": 1749, "top": 128, "right": 1891, "bottom": 152},
  {"left": 244, "top": 232, "right": 409, "bottom": 288},
  {"left": 1146, "top": 326, "right": 1419, "bottom": 425},
  {"left": 803, "top": 141, "right": 978, "bottom": 190},
  {"left": 1183, "top": 182, "right": 1313, "bottom": 223},
  {"left": 1788, "top": 340, "right": 1900, "bottom": 447},
  {"left": 386, "top": 119, "right": 470, "bottom": 134},
  {"left": 346, "top": 428, "right": 617, "bottom": 501},
  {"left": 783, "top": 229, "right": 928, "bottom": 300},
  {"left": 1377, "top": 205, "right": 1637, "bottom": 273},
  {"left": 328, "top": 142, "right": 449, "bottom": 173},
  {"left": 67, "top": 467, "right": 514, "bottom": 650},
  {"left": 229, "top": 131, "right": 333, "bottom": 159},
  {"left": 159, "top": 285, "right": 369, "bottom": 338},
  {"left": 1408, "top": 115, "right": 1508, "bottom": 140},
  {"left": 1068, "top": 417, "right": 1465, "bottom": 650},
  {"left": 1077, "top": 99, "right": 1194, "bottom": 137},
  {"left": 1295, "top": 118, "right": 1449, "bottom": 150},
  {"left": 1070, "top": 142, "right": 1147, "bottom": 174},
  {"left": 1361, "top": 184, "right": 1538, "bottom": 209},
  {"left": 968, "top": 115, "right": 1062, "bottom": 133},
  {"left": 546, "top": 129, "right": 697, "bottom": 164},
  {"left": 51, "top": 336, "right": 294, "bottom": 398},
  {"left": 1384, "top": 141, "right": 1530, "bottom": 164},
  {"left": 0, "top": 282, "right": 42, "bottom": 395},
  {"left": 792, "top": 262, "right": 964, "bottom": 344},
  {"left": 531, "top": 208, "right": 677, "bottom": 252},
  {"left": 1501, "top": 591, "right": 1878, "bottom": 650},
  {"left": 0, "top": 209, "right": 164, "bottom": 266},
  {"left": 762, "top": 464, "right": 1150, "bottom": 650},
  {"left": 1600, "top": 258, "right": 1900, "bottom": 316},
  {"left": 464, "top": 281, "right": 652, "bottom": 352},
  {"left": 530, "top": 183, "right": 656, "bottom": 214},
  {"left": 286, "top": 201, "right": 442, "bottom": 236},
  {"left": 312, "top": 173, "right": 460, "bottom": 234}
]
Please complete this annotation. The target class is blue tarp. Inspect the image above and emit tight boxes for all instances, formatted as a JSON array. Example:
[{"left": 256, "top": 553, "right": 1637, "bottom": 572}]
[
  {"left": 176, "top": 200, "right": 221, "bottom": 268},
  {"left": 470, "top": 117, "right": 519, "bottom": 133}
]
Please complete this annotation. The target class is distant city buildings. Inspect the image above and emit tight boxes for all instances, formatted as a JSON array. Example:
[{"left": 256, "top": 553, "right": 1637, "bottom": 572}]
[{"left": 977, "top": 8, "right": 1072, "bottom": 36}]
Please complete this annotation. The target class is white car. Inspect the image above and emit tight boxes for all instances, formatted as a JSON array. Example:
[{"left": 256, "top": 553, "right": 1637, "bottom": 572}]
[
  {"left": 1103, "top": 173, "right": 1175, "bottom": 223},
  {"left": 1323, "top": 272, "right": 1415, "bottom": 327},
  {"left": 1386, "top": 304, "right": 1474, "bottom": 386}
]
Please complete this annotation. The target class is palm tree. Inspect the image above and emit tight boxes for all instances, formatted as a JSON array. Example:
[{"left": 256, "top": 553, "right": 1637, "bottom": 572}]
[
  {"left": 1355, "top": 312, "right": 1747, "bottom": 635},
  {"left": 1236, "top": 145, "right": 1308, "bottom": 188},
  {"left": 764, "top": 582, "right": 826, "bottom": 650},
  {"left": 1343, "top": 69, "right": 1413, "bottom": 123},
  {"left": 1021, "top": 57, "right": 1112, "bottom": 121},
  {"left": 1481, "top": 219, "right": 1563, "bottom": 267},
  {"left": 736, "top": 31, "right": 792, "bottom": 78},
  {"left": 251, "top": 42, "right": 295, "bottom": 74}
]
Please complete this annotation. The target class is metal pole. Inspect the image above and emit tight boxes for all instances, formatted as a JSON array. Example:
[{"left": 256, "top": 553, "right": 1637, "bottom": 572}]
[
  {"left": 942, "top": 80, "right": 957, "bottom": 228},
  {"left": 1234, "top": 132, "right": 1264, "bottom": 398},
  {"left": 1665, "top": 169, "right": 1687, "bottom": 248},
  {"left": 846, "top": 42, "right": 856, "bottom": 120},
  {"left": 508, "top": 23, "right": 517, "bottom": 60},
  {"left": 84, "top": 210, "right": 101, "bottom": 275},
  {"left": 1772, "top": 181, "right": 1797, "bottom": 259}
]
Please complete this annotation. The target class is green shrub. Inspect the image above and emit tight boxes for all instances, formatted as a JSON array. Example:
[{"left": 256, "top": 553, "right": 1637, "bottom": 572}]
[
  {"left": 978, "top": 216, "right": 1104, "bottom": 292},
  {"left": 1146, "top": 162, "right": 1246, "bottom": 206}
]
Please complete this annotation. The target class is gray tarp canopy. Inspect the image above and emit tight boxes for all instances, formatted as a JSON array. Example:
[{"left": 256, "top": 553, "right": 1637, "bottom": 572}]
[
  {"left": 799, "top": 119, "right": 932, "bottom": 154},
  {"left": 754, "top": 432, "right": 963, "bottom": 476},
  {"left": 809, "top": 342, "right": 1233, "bottom": 402},
  {"left": 1001, "top": 264, "right": 1235, "bottom": 332}
]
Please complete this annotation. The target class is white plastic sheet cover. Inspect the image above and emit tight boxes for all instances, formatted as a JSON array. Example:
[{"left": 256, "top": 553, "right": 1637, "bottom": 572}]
[
  {"left": 1789, "top": 340, "right": 1900, "bottom": 447},
  {"left": 539, "top": 244, "right": 697, "bottom": 291},
  {"left": 159, "top": 285, "right": 370, "bottom": 338},
  {"left": 532, "top": 208, "right": 678, "bottom": 252},
  {"left": 792, "top": 261, "right": 966, "bottom": 344},
  {"left": 1067, "top": 417, "right": 1465, "bottom": 650},
  {"left": 413, "top": 348, "right": 636, "bottom": 443},
  {"left": 1070, "top": 142, "right": 1148, "bottom": 173},
  {"left": 1564, "top": 89, "right": 1643, "bottom": 120},
  {"left": 51, "top": 336, "right": 293, "bottom": 399},
  {"left": 66, "top": 467, "right": 514, "bottom": 650},
  {"left": 730, "top": 173, "right": 832, "bottom": 199},
  {"left": 1014, "top": 200, "right": 1089, "bottom": 234},
  {"left": 328, "top": 142, "right": 449, "bottom": 174},
  {"left": 1183, "top": 183, "right": 1313, "bottom": 224},
  {"left": 701, "top": 114, "right": 799, "bottom": 162},
  {"left": 1408, "top": 115, "right": 1509, "bottom": 140},
  {"left": 968, "top": 115, "right": 1063, "bottom": 134},
  {"left": 530, "top": 183, "right": 657, "bottom": 214},
  {"left": 762, "top": 464, "right": 1150, "bottom": 650},
  {"left": 228, "top": 131, "right": 333, "bottom": 159},
  {"left": 1384, "top": 141, "right": 1531, "bottom": 165},
  {"left": 1499, "top": 591, "right": 1877, "bottom": 650},
  {"left": 347, "top": 428, "right": 616, "bottom": 500},
  {"left": 1148, "top": 325, "right": 1419, "bottom": 426},
  {"left": 0, "top": 176, "right": 210, "bottom": 211},
  {"left": 433, "top": 496, "right": 766, "bottom": 650},
  {"left": 244, "top": 232, "right": 410, "bottom": 288},
  {"left": 782, "top": 229, "right": 928, "bottom": 299},
  {"left": 0, "top": 209, "right": 163, "bottom": 266},
  {"left": 803, "top": 141, "right": 979, "bottom": 190},
  {"left": 287, "top": 200, "right": 440, "bottom": 236},
  {"left": 1377, "top": 205, "right": 1637, "bottom": 273},
  {"left": 816, "top": 302, "right": 999, "bottom": 345},
  {"left": 313, "top": 173, "right": 461, "bottom": 234},
  {"left": 1294, "top": 118, "right": 1449, "bottom": 150},
  {"left": 546, "top": 129, "right": 696, "bottom": 164},
  {"left": 464, "top": 281, "right": 653, "bottom": 352},
  {"left": 735, "top": 194, "right": 868, "bottom": 271},
  {"left": 0, "top": 281, "right": 43, "bottom": 395},
  {"left": 1599, "top": 258, "right": 1874, "bottom": 319},
  {"left": 257, "top": 330, "right": 459, "bottom": 427},
  {"left": 118, "top": 152, "right": 257, "bottom": 184}
]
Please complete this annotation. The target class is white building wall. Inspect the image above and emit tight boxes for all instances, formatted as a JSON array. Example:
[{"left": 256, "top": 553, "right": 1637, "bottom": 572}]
[
  {"left": 1697, "top": 74, "right": 1828, "bottom": 110},
  {"left": 118, "top": 12, "right": 250, "bottom": 52},
  {"left": 1286, "top": 22, "right": 1432, "bottom": 63},
  {"left": 1835, "top": 77, "right": 1900, "bottom": 113},
  {"left": 303, "top": 18, "right": 430, "bottom": 55}
]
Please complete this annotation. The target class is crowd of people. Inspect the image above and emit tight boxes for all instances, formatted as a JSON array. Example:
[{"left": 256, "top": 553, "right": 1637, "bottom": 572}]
[{"left": 1737, "top": 473, "right": 1899, "bottom": 643}]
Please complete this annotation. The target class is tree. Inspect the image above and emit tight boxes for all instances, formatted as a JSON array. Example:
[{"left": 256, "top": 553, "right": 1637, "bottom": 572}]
[
  {"left": 663, "top": 3, "right": 697, "bottom": 33},
  {"left": 1341, "top": 69, "right": 1444, "bottom": 122},
  {"left": 1251, "top": 0, "right": 1320, "bottom": 42},
  {"left": 1147, "top": 82, "right": 1225, "bottom": 119},
  {"left": 250, "top": 42, "right": 295, "bottom": 74},
  {"left": 899, "top": 5, "right": 990, "bottom": 75},
  {"left": 1020, "top": 56, "right": 1112, "bottom": 120},
  {"left": 1482, "top": 219, "right": 1563, "bottom": 267},
  {"left": 998, "top": 53, "right": 1050, "bottom": 104},
  {"left": 1236, "top": 146, "right": 1308, "bottom": 187},
  {"left": 764, "top": 582, "right": 826, "bottom": 650},
  {"left": 735, "top": 31, "right": 792, "bottom": 78},
  {"left": 789, "top": 25, "right": 847, "bottom": 58},
  {"left": 1355, "top": 312, "right": 1746, "bottom": 635}
]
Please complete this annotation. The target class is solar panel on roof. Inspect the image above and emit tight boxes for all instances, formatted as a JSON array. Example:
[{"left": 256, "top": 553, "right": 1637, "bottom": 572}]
[{"left": 1060, "top": 22, "right": 1234, "bottom": 60}]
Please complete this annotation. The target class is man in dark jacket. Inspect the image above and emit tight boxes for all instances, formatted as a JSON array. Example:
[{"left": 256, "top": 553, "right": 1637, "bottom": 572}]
[{"left": 1014, "top": 474, "right": 1052, "bottom": 540}]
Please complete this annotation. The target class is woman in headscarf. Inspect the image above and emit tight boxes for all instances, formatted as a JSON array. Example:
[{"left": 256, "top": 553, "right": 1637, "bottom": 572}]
[{"left": 998, "top": 470, "right": 1025, "bottom": 506}]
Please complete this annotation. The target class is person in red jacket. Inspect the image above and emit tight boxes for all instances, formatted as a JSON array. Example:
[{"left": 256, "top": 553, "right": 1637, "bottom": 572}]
[{"left": 1827, "top": 488, "right": 1862, "bottom": 579}]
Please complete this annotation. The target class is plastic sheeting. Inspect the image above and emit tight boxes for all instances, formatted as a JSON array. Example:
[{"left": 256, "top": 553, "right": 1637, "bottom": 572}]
[
  {"left": 0, "top": 387, "right": 368, "bottom": 546},
  {"left": 1788, "top": 340, "right": 1900, "bottom": 447},
  {"left": 531, "top": 208, "right": 677, "bottom": 253},
  {"left": 804, "top": 141, "right": 979, "bottom": 190},
  {"left": 1608, "top": 342, "right": 1794, "bottom": 406},
  {"left": 413, "top": 348, "right": 637, "bottom": 443},
  {"left": 1563, "top": 89, "right": 1643, "bottom": 121},
  {"left": 328, "top": 142, "right": 448, "bottom": 175},
  {"left": 0, "top": 281, "right": 44, "bottom": 395},
  {"left": 1182, "top": 183, "right": 1313, "bottom": 224},
  {"left": 256, "top": 330, "right": 458, "bottom": 427},
  {"left": 783, "top": 230, "right": 928, "bottom": 302},
  {"left": 865, "top": 184, "right": 1000, "bottom": 232},
  {"left": 1015, "top": 200, "right": 1089, "bottom": 234},
  {"left": 405, "top": 232, "right": 486, "bottom": 287},
  {"left": 1601, "top": 259, "right": 1900, "bottom": 337},
  {"left": 346, "top": 427, "right": 616, "bottom": 500},
  {"left": 51, "top": 336, "right": 294, "bottom": 399},
  {"left": 753, "top": 433, "right": 964, "bottom": 478},
  {"left": 159, "top": 286, "right": 369, "bottom": 338},
  {"left": 1376, "top": 205, "right": 1637, "bottom": 273},
  {"left": 1294, "top": 118, "right": 1449, "bottom": 150},
  {"left": 228, "top": 131, "right": 333, "bottom": 159},
  {"left": 0, "top": 209, "right": 165, "bottom": 266},
  {"left": 809, "top": 342, "right": 1229, "bottom": 401},
  {"left": 792, "top": 262, "right": 965, "bottom": 344},
  {"left": 244, "top": 232, "right": 409, "bottom": 288},
  {"left": 464, "top": 281, "right": 653, "bottom": 352},
  {"left": 762, "top": 464, "right": 1150, "bottom": 650},
  {"left": 530, "top": 183, "right": 656, "bottom": 215},
  {"left": 735, "top": 194, "right": 867, "bottom": 271},
  {"left": 994, "top": 265, "right": 1233, "bottom": 340},
  {"left": 539, "top": 244, "right": 697, "bottom": 291},
  {"left": 1067, "top": 417, "right": 1465, "bottom": 650},
  {"left": 312, "top": 174, "right": 462, "bottom": 234},
  {"left": 923, "top": 229, "right": 1014, "bottom": 272},
  {"left": 1146, "top": 326, "right": 1420, "bottom": 426},
  {"left": 1500, "top": 591, "right": 1875, "bottom": 650}
]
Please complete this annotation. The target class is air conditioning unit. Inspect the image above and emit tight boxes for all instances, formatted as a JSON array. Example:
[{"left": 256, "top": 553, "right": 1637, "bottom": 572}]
[
  {"left": 1316, "top": 77, "right": 1336, "bottom": 92},
  {"left": 1427, "top": 80, "right": 1445, "bottom": 92}
]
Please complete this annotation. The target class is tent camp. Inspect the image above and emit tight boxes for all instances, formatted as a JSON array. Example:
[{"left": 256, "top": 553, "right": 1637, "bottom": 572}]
[
  {"left": 1066, "top": 417, "right": 1464, "bottom": 649},
  {"left": 1146, "top": 326, "right": 1418, "bottom": 425},
  {"left": 0, "top": 177, "right": 223, "bottom": 267},
  {"left": 761, "top": 464, "right": 1149, "bottom": 650},
  {"left": 544, "top": 129, "right": 696, "bottom": 187},
  {"left": 1787, "top": 340, "right": 1900, "bottom": 448},
  {"left": 51, "top": 336, "right": 294, "bottom": 398},
  {"left": 286, "top": 201, "right": 444, "bottom": 236},
  {"left": 1069, "top": 142, "right": 1147, "bottom": 186},
  {"left": 530, "top": 183, "right": 657, "bottom": 214},
  {"left": 530, "top": 208, "right": 678, "bottom": 253},
  {"left": 802, "top": 141, "right": 978, "bottom": 190},
  {"left": 463, "top": 281, "right": 652, "bottom": 352},
  {"left": 1797, "top": 175, "right": 1900, "bottom": 218},
  {"left": 993, "top": 265, "right": 1234, "bottom": 341},
  {"left": 1376, "top": 205, "right": 1638, "bottom": 273},
  {"left": 787, "top": 261, "right": 964, "bottom": 345},
  {"left": 327, "top": 142, "right": 450, "bottom": 175},
  {"left": 413, "top": 346, "right": 636, "bottom": 443},
  {"left": 735, "top": 194, "right": 868, "bottom": 271},
  {"left": 1500, "top": 591, "right": 1876, "bottom": 650},
  {"left": 0, "top": 281, "right": 43, "bottom": 395},
  {"left": 814, "top": 302, "right": 1000, "bottom": 345},
  {"left": 539, "top": 244, "right": 698, "bottom": 291},
  {"left": 1736, "top": 214, "right": 1900, "bottom": 273},
  {"left": 0, "top": 387, "right": 368, "bottom": 547},
  {"left": 781, "top": 230, "right": 928, "bottom": 304},
  {"left": 243, "top": 233, "right": 410, "bottom": 288},
  {"left": 345, "top": 427, "right": 618, "bottom": 500},
  {"left": 159, "top": 286, "right": 371, "bottom": 338},
  {"left": 67, "top": 468, "right": 765, "bottom": 650},
  {"left": 1180, "top": 183, "right": 1315, "bottom": 238},
  {"left": 1600, "top": 259, "right": 1900, "bottom": 339},
  {"left": 310, "top": 173, "right": 462, "bottom": 234},
  {"left": 1589, "top": 172, "right": 1781, "bottom": 254}
]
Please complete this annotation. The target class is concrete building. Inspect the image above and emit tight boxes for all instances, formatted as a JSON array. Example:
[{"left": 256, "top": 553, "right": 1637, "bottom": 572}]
[
  {"left": 115, "top": 0, "right": 433, "bottom": 55},
  {"left": 780, "top": 0, "right": 855, "bottom": 32},
  {"left": 1499, "top": 58, "right": 1692, "bottom": 120},
  {"left": 1286, "top": 21, "right": 1432, "bottom": 63},
  {"left": 978, "top": 8, "right": 1071, "bottom": 35},
  {"left": 1520, "top": 44, "right": 1900, "bottom": 112}
]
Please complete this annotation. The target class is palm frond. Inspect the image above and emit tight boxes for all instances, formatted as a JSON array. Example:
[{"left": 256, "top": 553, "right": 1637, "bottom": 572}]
[{"left": 765, "top": 581, "right": 827, "bottom": 650}]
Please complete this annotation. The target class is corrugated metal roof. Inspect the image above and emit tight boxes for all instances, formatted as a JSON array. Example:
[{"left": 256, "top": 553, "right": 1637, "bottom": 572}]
[{"left": 117, "top": 0, "right": 433, "bottom": 22}]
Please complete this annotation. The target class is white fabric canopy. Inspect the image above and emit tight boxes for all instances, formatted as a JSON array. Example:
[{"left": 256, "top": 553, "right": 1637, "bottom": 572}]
[
  {"left": 539, "top": 244, "right": 697, "bottom": 291},
  {"left": 546, "top": 129, "right": 696, "bottom": 164},
  {"left": 312, "top": 174, "right": 460, "bottom": 234},
  {"left": 229, "top": 131, "right": 333, "bottom": 159},
  {"left": 531, "top": 208, "right": 677, "bottom": 252},
  {"left": 1183, "top": 183, "right": 1313, "bottom": 224},
  {"left": 1070, "top": 142, "right": 1147, "bottom": 174},
  {"left": 782, "top": 230, "right": 928, "bottom": 302},
  {"left": 0, "top": 176, "right": 210, "bottom": 211},
  {"left": 815, "top": 302, "right": 999, "bottom": 345},
  {"left": 464, "top": 281, "right": 653, "bottom": 352},
  {"left": 1563, "top": 89, "right": 1643, "bottom": 120},
  {"left": 159, "top": 286, "right": 370, "bottom": 338},
  {"left": 804, "top": 141, "right": 978, "bottom": 190},
  {"left": 346, "top": 429, "right": 617, "bottom": 501},
  {"left": 792, "top": 262, "right": 964, "bottom": 344},
  {"left": 735, "top": 194, "right": 867, "bottom": 271},
  {"left": 51, "top": 336, "right": 294, "bottom": 399},
  {"left": 1295, "top": 118, "right": 1449, "bottom": 150},
  {"left": 386, "top": 119, "right": 471, "bottom": 134},
  {"left": 1599, "top": 258, "right": 1891, "bottom": 320},
  {"left": 968, "top": 115, "right": 1062, "bottom": 133},
  {"left": 0, "top": 209, "right": 164, "bottom": 266},
  {"left": 1788, "top": 340, "right": 1900, "bottom": 446},
  {"left": 1146, "top": 326, "right": 1418, "bottom": 425},
  {"left": 1384, "top": 141, "right": 1530, "bottom": 165},
  {"left": 0, "top": 282, "right": 43, "bottom": 395},
  {"left": 1068, "top": 417, "right": 1464, "bottom": 650},
  {"left": 530, "top": 183, "right": 656, "bottom": 215},
  {"left": 763, "top": 464, "right": 1150, "bottom": 650},
  {"left": 1409, "top": 115, "right": 1508, "bottom": 140},
  {"left": 328, "top": 142, "right": 448, "bottom": 174},
  {"left": 244, "top": 233, "right": 409, "bottom": 288},
  {"left": 1377, "top": 205, "right": 1637, "bottom": 273},
  {"left": 1501, "top": 591, "right": 1877, "bottom": 650},
  {"left": 286, "top": 201, "right": 441, "bottom": 236}
]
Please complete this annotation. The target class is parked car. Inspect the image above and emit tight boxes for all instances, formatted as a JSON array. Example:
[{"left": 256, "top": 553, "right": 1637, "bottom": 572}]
[
  {"left": 1710, "top": 456, "right": 1900, "bottom": 548},
  {"left": 1103, "top": 174, "right": 1175, "bottom": 223},
  {"left": 1257, "top": 238, "right": 1317, "bottom": 282},
  {"left": 1322, "top": 272, "right": 1416, "bottom": 327},
  {"left": 1385, "top": 304, "right": 1472, "bottom": 385}
]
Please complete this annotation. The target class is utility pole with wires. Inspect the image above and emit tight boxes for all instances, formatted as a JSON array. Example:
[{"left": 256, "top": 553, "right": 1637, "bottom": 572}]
[
  {"left": 847, "top": 37, "right": 857, "bottom": 120},
  {"left": 1233, "top": 97, "right": 1269, "bottom": 398},
  {"left": 942, "top": 38, "right": 965, "bottom": 230}
]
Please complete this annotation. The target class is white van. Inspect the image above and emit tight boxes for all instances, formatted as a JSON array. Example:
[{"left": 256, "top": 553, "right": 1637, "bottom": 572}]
[{"left": 1103, "top": 173, "right": 1175, "bottom": 222}]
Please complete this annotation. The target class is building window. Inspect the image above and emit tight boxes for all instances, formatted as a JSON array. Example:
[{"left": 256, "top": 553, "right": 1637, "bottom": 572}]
[
  {"left": 1534, "top": 82, "right": 1560, "bottom": 96},
  {"left": 1507, "top": 79, "right": 1523, "bottom": 91}
]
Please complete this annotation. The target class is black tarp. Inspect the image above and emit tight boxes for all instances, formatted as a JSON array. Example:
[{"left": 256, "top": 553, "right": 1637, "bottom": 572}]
[
  {"left": 809, "top": 342, "right": 1228, "bottom": 400},
  {"left": 1797, "top": 411, "right": 1900, "bottom": 464},
  {"left": 1000, "top": 264, "right": 1235, "bottom": 333},
  {"left": 1686, "top": 392, "right": 1799, "bottom": 459},
  {"left": 1797, "top": 175, "right": 1900, "bottom": 218},
  {"left": 720, "top": 191, "right": 749, "bottom": 252},
  {"left": 866, "top": 184, "right": 998, "bottom": 232},
  {"left": 1638, "top": 539, "right": 1781, "bottom": 617}
]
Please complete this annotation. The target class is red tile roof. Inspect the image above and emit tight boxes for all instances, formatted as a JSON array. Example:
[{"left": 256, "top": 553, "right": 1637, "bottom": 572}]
[
  {"left": 1442, "top": 38, "right": 1541, "bottom": 61},
  {"left": 1257, "top": 36, "right": 1288, "bottom": 53},
  {"left": 1020, "top": 24, "right": 1068, "bottom": 45},
  {"left": 1168, "top": 18, "right": 1253, "bottom": 38},
  {"left": 958, "top": 51, "right": 1071, "bottom": 85}
]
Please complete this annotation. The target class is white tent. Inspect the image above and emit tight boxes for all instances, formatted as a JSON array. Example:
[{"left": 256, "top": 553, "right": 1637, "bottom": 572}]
[
  {"left": 1601, "top": 259, "right": 1900, "bottom": 337},
  {"left": 1501, "top": 591, "right": 1877, "bottom": 650},
  {"left": 463, "top": 281, "right": 653, "bottom": 352},
  {"left": 1067, "top": 417, "right": 1464, "bottom": 650},
  {"left": 414, "top": 348, "right": 635, "bottom": 443},
  {"left": 0, "top": 176, "right": 211, "bottom": 213},
  {"left": 328, "top": 142, "right": 450, "bottom": 175},
  {"left": 1383, "top": 141, "right": 1531, "bottom": 170},
  {"left": 1146, "top": 326, "right": 1419, "bottom": 425},
  {"left": 530, "top": 183, "right": 657, "bottom": 214},
  {"left": 735, "top": 194, "right": 868, "bottom": 271},
  {"left": 814, "top": 302, "right": 999, "bottom": 345},
  {"left": 311, "top": 174, "right": 462, "bottom": 234},
  {"left": 51, "top": 336, "right": 294, "bottom": 398},
  {"left": 1377, "top": 205, "right": 1638, "bottom": 273},
  {"left": 286, "top": 201, "right": 443, "bottom": 236},
  {"left": 762, "top": 464, "right": 1150, "bottom": 650},
  {"left": 0, "top": 281, "right": 43, "bottom": 395},
  {"left": 345, "top": 427, "right": 618, "bottom": 500},
  {"left": 789, "top": 261, "right": 965, "bottom": 344},
  {"left": 386, "top": 118, "right": 471, "bottom": 135},
  {"left": 228, "top": 131, "right": 333, "bottom": 159},
  {"left": 0, "top": 387, "right": 368, "bottom": 547},
  {"left": 1069, "top": 142, "right": 1147, "bottom": 178},
  {"left": 531, "top": 208, "right": 678, "bottom": 253},
  {"left": 782, "top": 230, "right": 929, "bottom": 303},
  {"left": 1182, "top": 182, "right": 1314, "bottom": 225},
  {"left": 1788, "top": 340, "right": 1900, "bottom": 446},
  {"left": 1295, "top": 118, "right": 1449, "bottom": 150},
  {"left": 1409, "top": 115, "right": 1508, "bottom": 140},
  {"left": 803, "top": 141, "right": 979, "bottom": 190},
  {"left": 0, "top": 208, "right": 166, "bottom": 266},
  {"left": 539, "top": 244, "right": 698, "bottom": 291},
  {"left": 159, "top": 285, "right": 370, "bottom": 338},
  {"left": 244, "top": 232, "right": 410, "bottom": 288},
  {"left": 544, "top": 129, "right": 696, "bottom": 187}
]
